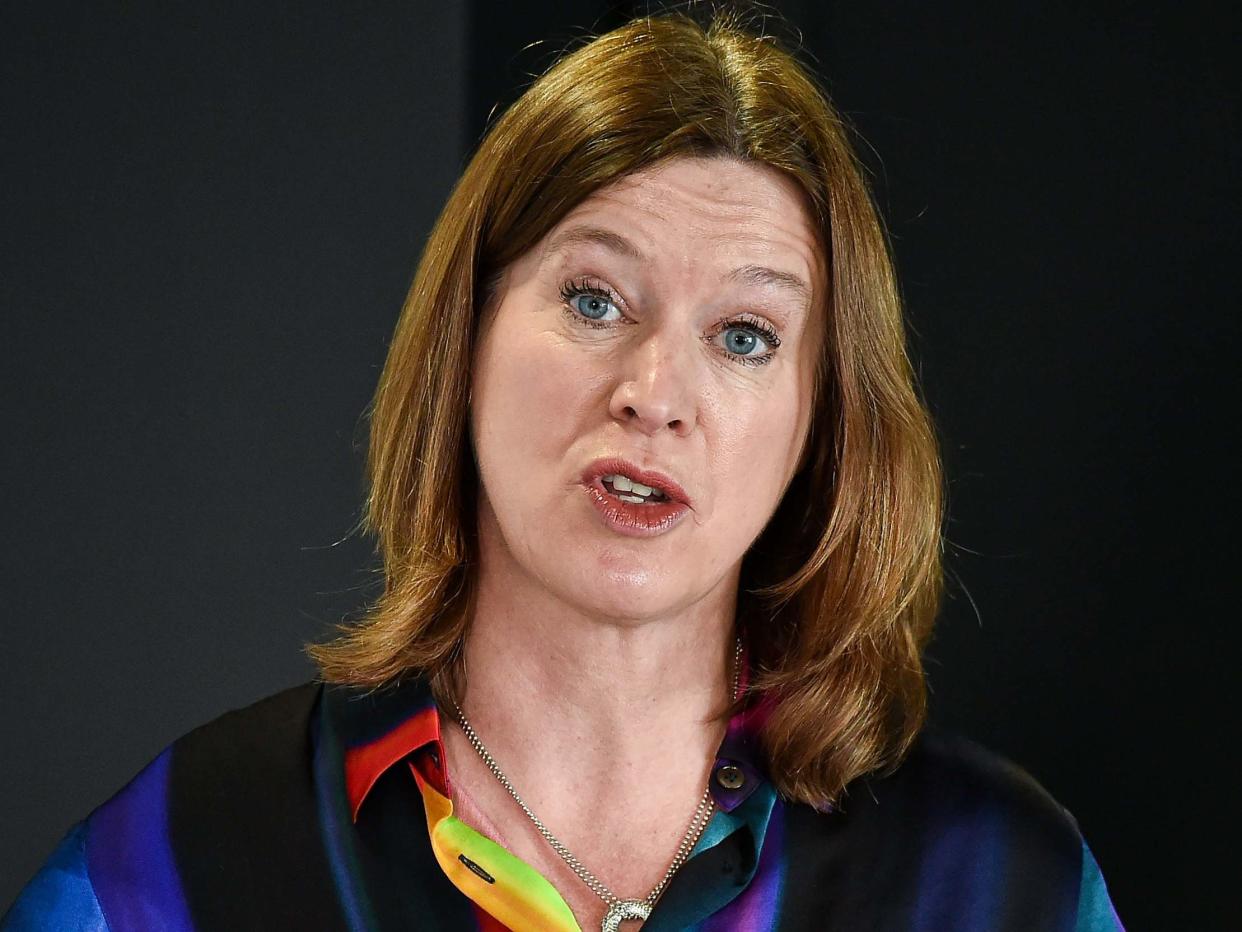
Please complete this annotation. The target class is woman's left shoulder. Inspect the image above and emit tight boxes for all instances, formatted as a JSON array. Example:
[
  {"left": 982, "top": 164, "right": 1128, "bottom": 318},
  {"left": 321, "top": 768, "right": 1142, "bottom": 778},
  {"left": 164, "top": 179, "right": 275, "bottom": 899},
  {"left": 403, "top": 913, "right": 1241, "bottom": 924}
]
[
  {"left": 887, "top": 729, "right": 1083, "bottom": 838},
  {"left": 776, "top": 729, "right": 1124, "bottom": 931},
  {"left": 829, "top": 728, "right": 1087, "bottom": 864}
]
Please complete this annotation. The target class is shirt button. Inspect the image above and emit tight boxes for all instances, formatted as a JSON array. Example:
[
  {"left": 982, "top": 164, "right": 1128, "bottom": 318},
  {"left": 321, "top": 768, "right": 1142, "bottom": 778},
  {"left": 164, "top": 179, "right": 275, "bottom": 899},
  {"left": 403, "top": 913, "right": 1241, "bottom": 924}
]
[{"left": 715, "top": 764, "right": 745, "bottom": 790}]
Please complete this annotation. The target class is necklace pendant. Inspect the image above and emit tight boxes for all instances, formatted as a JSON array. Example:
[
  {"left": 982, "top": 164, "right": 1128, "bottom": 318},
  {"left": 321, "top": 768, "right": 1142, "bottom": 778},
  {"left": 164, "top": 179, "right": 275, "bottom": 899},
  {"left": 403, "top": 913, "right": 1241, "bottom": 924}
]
[{"left": 602, "top": 899, "right": 651, "bottom": 931}]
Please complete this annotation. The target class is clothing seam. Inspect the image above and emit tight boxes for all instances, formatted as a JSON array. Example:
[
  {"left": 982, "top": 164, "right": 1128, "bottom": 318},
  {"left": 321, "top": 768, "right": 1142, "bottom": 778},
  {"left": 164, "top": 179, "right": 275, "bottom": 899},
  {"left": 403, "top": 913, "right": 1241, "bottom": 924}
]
[{"left": 80, "top": 818, "right": 114, "bottom": 932}]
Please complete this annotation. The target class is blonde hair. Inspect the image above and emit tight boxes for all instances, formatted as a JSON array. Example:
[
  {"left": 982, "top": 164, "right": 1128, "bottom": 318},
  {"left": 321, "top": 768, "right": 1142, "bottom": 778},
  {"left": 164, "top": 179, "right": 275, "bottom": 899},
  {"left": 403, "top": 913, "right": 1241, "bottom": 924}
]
[{"left": 309, "top": 7, "right": 945, "bottom": 808}]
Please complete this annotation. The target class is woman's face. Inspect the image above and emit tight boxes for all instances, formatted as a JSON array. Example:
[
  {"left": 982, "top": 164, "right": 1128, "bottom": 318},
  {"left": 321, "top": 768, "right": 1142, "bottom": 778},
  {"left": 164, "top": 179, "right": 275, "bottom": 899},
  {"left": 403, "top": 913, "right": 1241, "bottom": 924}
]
[{"left": 470, "top": 155, "right": 826, "bottom": 623}]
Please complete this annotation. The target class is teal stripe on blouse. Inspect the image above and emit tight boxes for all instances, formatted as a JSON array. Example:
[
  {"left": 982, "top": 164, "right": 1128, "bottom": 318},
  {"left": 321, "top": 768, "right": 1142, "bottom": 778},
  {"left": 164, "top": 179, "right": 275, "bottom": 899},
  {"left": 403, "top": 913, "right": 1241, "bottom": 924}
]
[{"left": 1075, "top": 841, "right": 1124, "bottom": 931}]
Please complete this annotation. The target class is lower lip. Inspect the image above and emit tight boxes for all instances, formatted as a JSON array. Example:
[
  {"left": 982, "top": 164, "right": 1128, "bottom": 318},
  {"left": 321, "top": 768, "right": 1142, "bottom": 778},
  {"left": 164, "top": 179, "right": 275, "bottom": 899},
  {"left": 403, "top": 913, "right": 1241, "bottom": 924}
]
[{"left": 583, "top": 478, "right": 691, "bottom": 538}]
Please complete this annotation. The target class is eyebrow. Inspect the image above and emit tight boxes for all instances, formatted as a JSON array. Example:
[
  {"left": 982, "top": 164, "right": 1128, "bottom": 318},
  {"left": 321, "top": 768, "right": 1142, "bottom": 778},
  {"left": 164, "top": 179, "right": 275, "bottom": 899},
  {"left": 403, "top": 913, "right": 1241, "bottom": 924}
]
[
  {"left": 724, "top": 264, "right": 812, "bottom": 305},
  {"left": 543, "top": 224, "right": 813, "bottom": 306},
  {"left": 542, "top": 225, "right": 645, "bottom": 263}
]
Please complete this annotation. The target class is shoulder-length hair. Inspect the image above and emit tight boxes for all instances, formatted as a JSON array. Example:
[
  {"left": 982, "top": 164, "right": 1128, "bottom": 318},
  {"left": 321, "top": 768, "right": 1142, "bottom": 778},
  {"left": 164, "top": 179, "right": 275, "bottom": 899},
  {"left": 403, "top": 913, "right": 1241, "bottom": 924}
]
[{"left": 309, "top": 7, "right": 945, "bottom": 809}]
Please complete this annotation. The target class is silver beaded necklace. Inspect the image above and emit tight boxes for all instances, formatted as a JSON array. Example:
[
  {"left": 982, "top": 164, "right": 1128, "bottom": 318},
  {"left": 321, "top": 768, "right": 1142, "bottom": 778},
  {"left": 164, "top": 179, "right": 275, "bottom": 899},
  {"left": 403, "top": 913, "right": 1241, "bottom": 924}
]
[{"left": 452, "top": 638, "right": 743, "bottom": 932}]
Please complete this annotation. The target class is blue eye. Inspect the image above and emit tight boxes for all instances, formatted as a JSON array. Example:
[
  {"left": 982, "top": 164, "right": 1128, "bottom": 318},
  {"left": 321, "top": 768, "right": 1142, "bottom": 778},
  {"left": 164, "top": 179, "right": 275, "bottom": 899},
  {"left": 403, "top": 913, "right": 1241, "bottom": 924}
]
[
  {"left": 722, "top": 327, "right": 764, "bottom": 355},
  {"left": 571, "top": 292, "right": 619, "bottom": 321},
  {"left": 716, "top": 319, "right": 780, "bottom": 366},
  {"left": 560, "top": 280, "right": 623, "bottom": 325}
]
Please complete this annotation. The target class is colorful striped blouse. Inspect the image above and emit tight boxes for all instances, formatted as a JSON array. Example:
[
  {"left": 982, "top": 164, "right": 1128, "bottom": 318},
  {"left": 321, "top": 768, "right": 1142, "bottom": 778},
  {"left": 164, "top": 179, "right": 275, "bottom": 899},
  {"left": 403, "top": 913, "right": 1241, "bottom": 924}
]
[{"left": 2, "top": 676, "right": 1124, "bottom": 930}]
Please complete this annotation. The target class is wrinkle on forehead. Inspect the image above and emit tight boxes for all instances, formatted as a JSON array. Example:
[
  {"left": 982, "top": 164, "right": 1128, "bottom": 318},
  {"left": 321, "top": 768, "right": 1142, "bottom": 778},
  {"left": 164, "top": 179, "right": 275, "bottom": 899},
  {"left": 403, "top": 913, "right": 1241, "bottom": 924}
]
[
  {"left": 553, "top": 155, "right": 827, "bottom": 305},
  {"left": 591, "top": 158, "right": 800, "bottom": 231}
]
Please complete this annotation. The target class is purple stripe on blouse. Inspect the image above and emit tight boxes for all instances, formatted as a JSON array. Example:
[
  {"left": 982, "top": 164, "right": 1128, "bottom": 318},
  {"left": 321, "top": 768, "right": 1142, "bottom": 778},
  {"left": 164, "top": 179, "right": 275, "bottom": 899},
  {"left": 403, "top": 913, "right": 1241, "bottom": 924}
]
[
  {"left": 86, "top": 746, "right": 195, "bottom": 932},
  {"left": 910, "top": 801, "right": 1007, "bottom": 932},
  {"left": 312, "top": 706, "right": 373, "bottom": 931},
  {"left": 698, "top": 797, "right": 785, "bottom": 932}
]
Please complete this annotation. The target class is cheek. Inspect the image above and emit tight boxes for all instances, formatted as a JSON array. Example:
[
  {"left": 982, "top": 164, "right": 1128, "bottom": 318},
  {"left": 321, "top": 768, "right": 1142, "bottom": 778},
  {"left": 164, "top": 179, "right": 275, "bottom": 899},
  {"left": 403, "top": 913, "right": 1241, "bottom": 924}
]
[
  {"left": 707, "top": 383, "right": 809, "bottom": 520},
  {"left": 472, "top": 319, "right": 595, "bottom": 469}
]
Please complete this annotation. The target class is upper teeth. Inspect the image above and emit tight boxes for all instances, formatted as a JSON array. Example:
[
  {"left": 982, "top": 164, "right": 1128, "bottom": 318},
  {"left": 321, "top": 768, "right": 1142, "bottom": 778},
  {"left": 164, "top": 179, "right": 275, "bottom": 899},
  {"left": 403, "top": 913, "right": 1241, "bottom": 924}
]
[{"left": 603, "top": 473, "right": 664, "bottom": 498}]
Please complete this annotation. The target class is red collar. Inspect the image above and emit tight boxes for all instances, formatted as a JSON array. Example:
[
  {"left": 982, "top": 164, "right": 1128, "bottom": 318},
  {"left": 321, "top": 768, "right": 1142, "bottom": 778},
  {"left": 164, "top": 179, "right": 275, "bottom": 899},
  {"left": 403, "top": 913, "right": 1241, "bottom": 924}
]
[
  {"left": 331, "top": 671, "right": 771, "bottom": 822},
  {"left": 343, "top": 701, "right": 444, "bottom": 821}
]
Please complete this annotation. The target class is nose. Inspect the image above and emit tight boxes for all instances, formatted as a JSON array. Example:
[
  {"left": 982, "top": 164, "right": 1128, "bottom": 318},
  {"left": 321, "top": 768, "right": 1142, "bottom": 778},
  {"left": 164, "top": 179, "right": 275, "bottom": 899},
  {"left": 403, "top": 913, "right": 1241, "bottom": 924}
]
[{"left": 607, "top": 329, "right": 699, "bottom": 437}]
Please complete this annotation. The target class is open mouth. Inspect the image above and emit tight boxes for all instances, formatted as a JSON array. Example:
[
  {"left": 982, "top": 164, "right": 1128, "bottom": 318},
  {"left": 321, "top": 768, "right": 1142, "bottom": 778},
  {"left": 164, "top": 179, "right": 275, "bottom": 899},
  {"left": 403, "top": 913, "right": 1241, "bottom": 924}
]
[
  {"left": 581, "top": 461, "right": 691, "bottom": 538},
  {"left": 600, "top": 473, "right": 668, "bottom": 504}
]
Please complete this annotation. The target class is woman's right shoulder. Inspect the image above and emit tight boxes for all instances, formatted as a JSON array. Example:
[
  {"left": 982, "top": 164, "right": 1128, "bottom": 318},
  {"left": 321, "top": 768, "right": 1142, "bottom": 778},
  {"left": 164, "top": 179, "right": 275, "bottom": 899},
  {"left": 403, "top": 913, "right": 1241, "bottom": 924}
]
[
  {"left": 1, "top": 822, "right": 104, "bottom": 931},
  {"left": 2, "top": 682, "right": 324, "bottom": 930}
]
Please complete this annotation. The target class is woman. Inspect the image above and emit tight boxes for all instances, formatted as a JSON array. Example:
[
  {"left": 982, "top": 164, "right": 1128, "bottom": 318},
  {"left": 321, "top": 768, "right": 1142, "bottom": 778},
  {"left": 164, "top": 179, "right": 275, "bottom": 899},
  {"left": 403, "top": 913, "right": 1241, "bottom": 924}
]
[{"left": 3, "top": 9, "right": 1123, "bottom": 932}]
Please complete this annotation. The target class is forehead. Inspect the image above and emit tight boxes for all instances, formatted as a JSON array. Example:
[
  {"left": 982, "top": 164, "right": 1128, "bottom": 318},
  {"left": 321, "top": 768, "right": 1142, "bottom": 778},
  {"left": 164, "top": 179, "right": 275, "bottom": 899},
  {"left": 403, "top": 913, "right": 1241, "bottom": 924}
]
[{"left": 538, "top": 156, "right": 826, "bottom": 301}]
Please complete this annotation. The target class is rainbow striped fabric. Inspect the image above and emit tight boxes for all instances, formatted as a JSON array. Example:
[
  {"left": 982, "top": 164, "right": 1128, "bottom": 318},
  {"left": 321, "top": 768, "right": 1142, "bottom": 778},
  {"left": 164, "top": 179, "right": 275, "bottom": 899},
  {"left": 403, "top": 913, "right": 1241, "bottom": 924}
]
[{"left": 3, "top": 677, "right": 1123, "bottom": 930}]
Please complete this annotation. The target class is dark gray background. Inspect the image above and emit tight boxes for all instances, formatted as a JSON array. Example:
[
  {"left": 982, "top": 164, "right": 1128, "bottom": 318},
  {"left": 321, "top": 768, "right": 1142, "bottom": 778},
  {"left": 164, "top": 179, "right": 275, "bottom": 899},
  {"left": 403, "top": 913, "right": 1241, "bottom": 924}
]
[{"left": 3, "top": 2, "right": 1236, "bottom": 928}]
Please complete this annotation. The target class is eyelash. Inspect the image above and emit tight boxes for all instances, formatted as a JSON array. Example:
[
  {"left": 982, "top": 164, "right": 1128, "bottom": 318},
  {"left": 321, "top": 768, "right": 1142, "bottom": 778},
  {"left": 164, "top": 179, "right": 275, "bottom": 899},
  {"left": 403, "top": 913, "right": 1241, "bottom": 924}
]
[
  {"left": 558, "top": 279, "right": 618, "bottom": 330},
  {"left": 557, "top": 278, "right": 782, "bottom": 368}
]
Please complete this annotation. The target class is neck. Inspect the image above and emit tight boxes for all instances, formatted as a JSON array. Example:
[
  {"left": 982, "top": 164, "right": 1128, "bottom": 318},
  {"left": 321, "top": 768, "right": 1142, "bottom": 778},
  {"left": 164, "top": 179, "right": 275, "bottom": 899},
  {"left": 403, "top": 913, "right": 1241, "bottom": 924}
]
[
  {"left": 440, "top": 509, "right": 741, "bottom": 926},
  {"left": 456, "top": 511, "right": 739, "bottom": 793}
]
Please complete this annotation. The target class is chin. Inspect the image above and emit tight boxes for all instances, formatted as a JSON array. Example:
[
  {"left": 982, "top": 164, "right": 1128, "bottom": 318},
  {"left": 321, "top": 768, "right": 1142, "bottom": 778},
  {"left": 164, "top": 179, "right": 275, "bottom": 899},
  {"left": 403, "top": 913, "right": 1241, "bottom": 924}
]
[{"left": 561, "top": 561, "right": 687, "bottom": 622}]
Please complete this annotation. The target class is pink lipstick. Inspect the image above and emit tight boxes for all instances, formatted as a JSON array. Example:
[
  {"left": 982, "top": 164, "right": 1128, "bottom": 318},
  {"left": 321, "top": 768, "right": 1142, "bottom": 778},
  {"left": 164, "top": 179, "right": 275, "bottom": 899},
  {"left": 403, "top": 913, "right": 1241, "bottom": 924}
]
[{"left": 580, "top": 457, "right": 692, "bottom": 539}]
